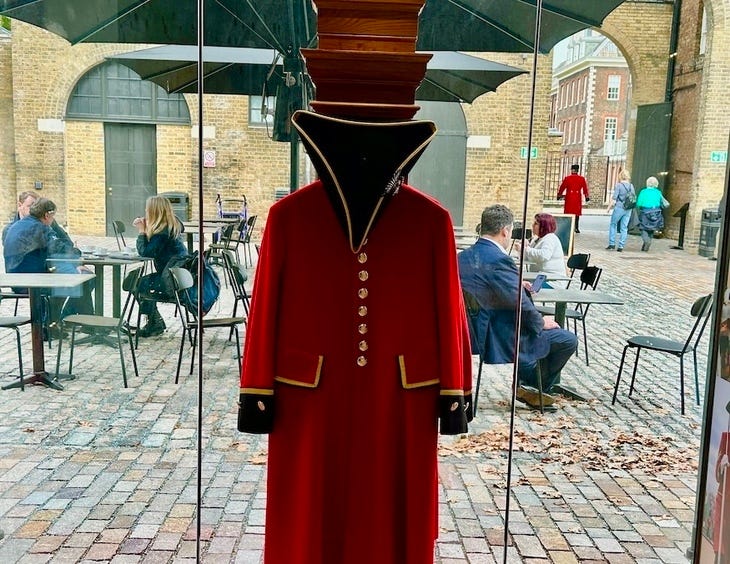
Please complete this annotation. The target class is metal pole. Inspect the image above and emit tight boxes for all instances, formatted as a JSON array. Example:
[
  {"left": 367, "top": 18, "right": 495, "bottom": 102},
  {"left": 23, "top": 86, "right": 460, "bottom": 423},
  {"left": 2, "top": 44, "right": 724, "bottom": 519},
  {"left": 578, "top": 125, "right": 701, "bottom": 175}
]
[
  {"left": 196, "top": 0, "right": 204, "bottom": 561},
  {"left": 503, "top": 1, "right": 543, "bottom": 561}
]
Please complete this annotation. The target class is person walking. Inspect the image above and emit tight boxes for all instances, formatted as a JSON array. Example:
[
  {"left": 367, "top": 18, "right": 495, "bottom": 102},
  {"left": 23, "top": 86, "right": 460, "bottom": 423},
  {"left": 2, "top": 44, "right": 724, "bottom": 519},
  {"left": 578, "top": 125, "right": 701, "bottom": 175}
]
[
  {"left": 636, "top": 176, "right": 669, "bottom": 252},
  {"left": 557, "top": 164, "right": 590, "bottom": 233},
  {"left": 606, "top": 169, "right": 636, "bottom": 252}
]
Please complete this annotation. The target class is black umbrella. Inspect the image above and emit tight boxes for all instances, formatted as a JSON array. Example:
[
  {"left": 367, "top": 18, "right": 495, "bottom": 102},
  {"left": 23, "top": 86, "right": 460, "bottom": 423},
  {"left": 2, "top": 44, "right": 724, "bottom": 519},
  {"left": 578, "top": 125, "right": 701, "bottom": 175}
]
[
  {"left": 109, "top": 45, "right": 526, "bottom": 104},
  {"left": 1, "top": 0, "right": 624, "bottom": 54}
]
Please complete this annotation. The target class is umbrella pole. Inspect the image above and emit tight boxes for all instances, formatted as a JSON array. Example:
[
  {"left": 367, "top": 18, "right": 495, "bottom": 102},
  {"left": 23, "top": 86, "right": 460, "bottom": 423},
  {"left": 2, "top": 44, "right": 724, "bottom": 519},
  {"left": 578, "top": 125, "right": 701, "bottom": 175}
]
[{"left": 502, "top": 1, "right": 543, "bottom": 562}]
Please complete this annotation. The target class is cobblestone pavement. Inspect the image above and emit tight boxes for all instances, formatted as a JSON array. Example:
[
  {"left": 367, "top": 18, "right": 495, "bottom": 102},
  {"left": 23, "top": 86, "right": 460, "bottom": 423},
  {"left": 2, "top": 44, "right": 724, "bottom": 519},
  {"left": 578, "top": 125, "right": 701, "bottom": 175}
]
[{"left": 0, "top": 219, "right": 719, "bottom": 563}]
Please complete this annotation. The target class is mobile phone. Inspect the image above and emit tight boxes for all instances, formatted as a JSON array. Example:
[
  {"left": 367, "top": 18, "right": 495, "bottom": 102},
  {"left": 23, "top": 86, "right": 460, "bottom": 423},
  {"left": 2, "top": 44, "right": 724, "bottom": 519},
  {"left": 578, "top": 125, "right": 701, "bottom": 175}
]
[{"left": 531, "top": 274, "right": 547, "bottom": 293}]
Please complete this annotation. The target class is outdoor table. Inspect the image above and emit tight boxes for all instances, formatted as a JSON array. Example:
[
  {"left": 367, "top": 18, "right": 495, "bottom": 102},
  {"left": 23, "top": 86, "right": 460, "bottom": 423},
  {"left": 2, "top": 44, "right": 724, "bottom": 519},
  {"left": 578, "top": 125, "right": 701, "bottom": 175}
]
[
  {"left": 47, "top": 253, "right": 152, "bottom": 318},
  {"left": 531, "top": 288, "right": 624, "bottom": 400},
  {"left": 0, "top": 273, "right": 95, "bottom": 391},
  {"left": 523, "top": 271, "right": 572, "bottom": 283},
  {"left": 182, "top": 219, "right": 239, "bottom": 253}
]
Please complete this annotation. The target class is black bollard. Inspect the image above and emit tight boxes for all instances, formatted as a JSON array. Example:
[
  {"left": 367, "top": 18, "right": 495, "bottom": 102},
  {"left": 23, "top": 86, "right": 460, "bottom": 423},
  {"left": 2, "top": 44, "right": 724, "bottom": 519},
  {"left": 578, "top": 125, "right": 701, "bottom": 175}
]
[{"left": 671, "top": 202, "right": 690, "bottom": 250}]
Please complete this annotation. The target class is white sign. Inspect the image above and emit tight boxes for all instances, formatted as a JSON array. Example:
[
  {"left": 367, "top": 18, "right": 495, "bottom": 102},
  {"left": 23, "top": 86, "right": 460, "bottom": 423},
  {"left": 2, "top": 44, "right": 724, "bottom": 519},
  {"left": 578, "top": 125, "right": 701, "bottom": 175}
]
[{"left": 203, "top": 150, "right": 216, "bottom": 168}]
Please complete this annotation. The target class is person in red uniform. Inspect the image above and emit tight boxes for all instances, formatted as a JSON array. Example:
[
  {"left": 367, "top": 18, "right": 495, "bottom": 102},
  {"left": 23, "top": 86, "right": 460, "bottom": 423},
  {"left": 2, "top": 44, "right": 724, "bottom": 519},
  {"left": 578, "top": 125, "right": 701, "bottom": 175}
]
[
  {"left": 238, "top": 111, "right": 473, "bottom": 564},
  {"left": 557, "top": 164, "right": 590, "bottom": 232}
]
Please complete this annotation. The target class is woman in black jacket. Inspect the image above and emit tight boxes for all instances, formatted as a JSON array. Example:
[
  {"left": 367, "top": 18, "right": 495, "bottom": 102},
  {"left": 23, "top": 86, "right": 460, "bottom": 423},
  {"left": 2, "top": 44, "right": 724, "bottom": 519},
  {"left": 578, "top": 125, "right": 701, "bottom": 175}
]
[{"left": 134, "top": 196, "right": 188, "bottom": 337}]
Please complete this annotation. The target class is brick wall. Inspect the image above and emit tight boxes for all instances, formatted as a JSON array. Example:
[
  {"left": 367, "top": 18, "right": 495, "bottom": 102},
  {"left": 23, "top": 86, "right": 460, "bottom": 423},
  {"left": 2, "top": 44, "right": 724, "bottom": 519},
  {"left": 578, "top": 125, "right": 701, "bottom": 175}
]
[{"left": 0, "top": 35, "right": 17, "bottom": 223}]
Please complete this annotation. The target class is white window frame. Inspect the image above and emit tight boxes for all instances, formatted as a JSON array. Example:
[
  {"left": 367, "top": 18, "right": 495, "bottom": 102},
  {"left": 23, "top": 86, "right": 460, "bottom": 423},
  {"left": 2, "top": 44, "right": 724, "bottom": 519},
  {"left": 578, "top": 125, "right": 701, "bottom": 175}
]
[
  {"left": 248, "top": 95, "right": 276, "bottom": 127},
  {"left": 607, "top": 75, "right": 620, "bottom": 101},
  {"left": 604, "top": 117, "right": 618, "bottom": 141}
]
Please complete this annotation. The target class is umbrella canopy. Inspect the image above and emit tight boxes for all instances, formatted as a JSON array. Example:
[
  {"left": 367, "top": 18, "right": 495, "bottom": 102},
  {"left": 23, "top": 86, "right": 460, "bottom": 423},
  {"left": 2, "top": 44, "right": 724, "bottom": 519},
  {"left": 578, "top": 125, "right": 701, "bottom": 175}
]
[
  {"left": 1, "top": 0, "right": 624, "bottom": 54},
  {"left": 109, "top": 45, "right": 526, "bottom": 104}
]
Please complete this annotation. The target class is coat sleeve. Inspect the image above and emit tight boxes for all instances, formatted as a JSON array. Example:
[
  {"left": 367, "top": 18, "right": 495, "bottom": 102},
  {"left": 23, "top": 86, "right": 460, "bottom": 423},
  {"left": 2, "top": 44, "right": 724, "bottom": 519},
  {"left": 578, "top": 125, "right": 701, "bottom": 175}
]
[
  {"left": 582, "top": 177, "right": 590, "bottom": 198},
  {"left": 433, "top": 210, "right": 473, "bottom": 434},
  {"left": 238, "top": 205, "right": 285, "bottom": 434}
]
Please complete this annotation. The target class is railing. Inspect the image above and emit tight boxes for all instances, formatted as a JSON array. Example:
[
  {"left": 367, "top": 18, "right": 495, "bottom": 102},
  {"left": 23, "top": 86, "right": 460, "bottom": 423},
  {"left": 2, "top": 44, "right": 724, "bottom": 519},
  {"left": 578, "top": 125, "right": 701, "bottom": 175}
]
[{"left": 543, "top": 154, "right": 626, "bottom": 204}]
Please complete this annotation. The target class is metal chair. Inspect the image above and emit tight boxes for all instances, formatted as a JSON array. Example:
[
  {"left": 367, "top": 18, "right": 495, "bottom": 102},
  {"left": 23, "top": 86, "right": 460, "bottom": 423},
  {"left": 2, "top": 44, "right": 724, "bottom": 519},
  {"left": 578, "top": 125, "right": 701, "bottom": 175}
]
[
  {"left": 55, "top": 267, "right": 143, "bottom": 388},
  {"left": 112, "top": 220, "right": 127, "bottom": 251},
  {"left": 221, "top": 250, "right": 250, "bottom": 340},
  {"left": 462, "top": 290, "right": 546, "bottom": 414},
  {"left": 168, "top": 267, "right": 245, "bottom": 383},
  {"left": 0, "top": 291, "right": 31, "bottom": 390},
  {"left": 611, "top": 294, "right": 713, "bottom": 415},
  {"left": 536, "top": 266, "right": 603, "bottom": 366},
  {"left": 241, "top": 215, "right": 258, "bottom": 267},
  {"left": 565, "top": 252, "right": 590, "bottom": 288}
]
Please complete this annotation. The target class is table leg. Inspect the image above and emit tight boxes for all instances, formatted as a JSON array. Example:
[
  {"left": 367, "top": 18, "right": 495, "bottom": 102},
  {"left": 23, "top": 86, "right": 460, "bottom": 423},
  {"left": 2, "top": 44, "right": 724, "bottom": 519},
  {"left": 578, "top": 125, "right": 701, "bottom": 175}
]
[
  {"left": 187, "top": 233, "right": 194, "bottom": 254},
  {"left": 112, "top": 265, "right": 122, "bottom": 318},
  {"left": 546, "top": 300, "right": 588, "bottom": 402},
  {"left": 2, "top": 287, "right": 63, "bottom": 391},
  {"left": 94, "top": 266, "right": 105, "bottom": 316}
]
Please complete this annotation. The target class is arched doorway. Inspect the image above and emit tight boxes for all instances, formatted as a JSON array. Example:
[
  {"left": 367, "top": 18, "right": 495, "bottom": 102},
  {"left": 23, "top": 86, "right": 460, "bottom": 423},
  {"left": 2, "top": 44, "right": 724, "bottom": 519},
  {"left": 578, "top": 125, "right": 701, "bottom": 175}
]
[
  {"left": 410, "top": 101, "right": 468, "bottom": 225},
  {"left": 66, "top": 61, "right": 191, "bottom": 234}
]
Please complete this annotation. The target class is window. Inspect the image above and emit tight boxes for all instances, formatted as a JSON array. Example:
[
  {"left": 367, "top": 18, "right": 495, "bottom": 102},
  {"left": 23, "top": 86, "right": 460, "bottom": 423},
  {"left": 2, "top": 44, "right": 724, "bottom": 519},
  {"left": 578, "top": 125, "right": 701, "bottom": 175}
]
[
  {"left": 249, "top": 95, "right": 276, "bottom": 126},
  {"left": 607, "top": 75, "right": 621, "bottom": 100},
  {"left": 700, "top": 7, "right": 708, "bottom": 55},
  {"left": 66, "top": 61, "right": 190, "bottom": 123},
  {"left": 604, "top": 117, "right": 618, "bottom": 141}
]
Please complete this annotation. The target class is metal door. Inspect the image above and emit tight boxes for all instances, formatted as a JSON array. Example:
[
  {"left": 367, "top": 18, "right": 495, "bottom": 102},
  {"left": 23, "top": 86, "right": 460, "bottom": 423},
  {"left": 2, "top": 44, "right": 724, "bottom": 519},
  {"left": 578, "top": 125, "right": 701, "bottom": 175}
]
[
  {"left": 409, "top": 101, "right": 467, "bottom": 225},
  {"left": 104, "top": 123, "right": 157, "bottom": 236}
]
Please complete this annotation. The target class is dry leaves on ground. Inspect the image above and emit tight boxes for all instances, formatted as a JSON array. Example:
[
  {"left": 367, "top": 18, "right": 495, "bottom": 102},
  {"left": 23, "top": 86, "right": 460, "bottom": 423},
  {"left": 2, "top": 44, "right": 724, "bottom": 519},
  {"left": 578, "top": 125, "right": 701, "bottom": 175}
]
[{"left": 439, "top": 417, "right": 697, "bottom": 473}]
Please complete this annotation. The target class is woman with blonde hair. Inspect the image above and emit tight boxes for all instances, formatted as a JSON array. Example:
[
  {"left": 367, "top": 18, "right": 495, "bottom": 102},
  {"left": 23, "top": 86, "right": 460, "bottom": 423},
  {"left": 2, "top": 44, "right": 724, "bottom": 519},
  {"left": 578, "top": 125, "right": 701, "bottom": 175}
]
[
  {"left": 606, "top": 169, "right": 636, "bottom": 252},
  {"left": 134, "top": 195, "right": 188, "bottom": 337}
]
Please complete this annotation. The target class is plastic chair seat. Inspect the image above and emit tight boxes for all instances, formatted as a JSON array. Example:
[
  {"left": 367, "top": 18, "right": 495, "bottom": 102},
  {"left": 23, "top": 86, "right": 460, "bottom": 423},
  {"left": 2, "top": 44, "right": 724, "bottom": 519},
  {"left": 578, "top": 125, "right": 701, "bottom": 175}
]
[
  {"left": 0, "top": 316, "right": 31, "bottom": 327},
  {"left": 62, "top": 314, "right": 119, "bottom": 329},
  {"left": 626, "top": 335, "right": 686, "bottom": 354}
]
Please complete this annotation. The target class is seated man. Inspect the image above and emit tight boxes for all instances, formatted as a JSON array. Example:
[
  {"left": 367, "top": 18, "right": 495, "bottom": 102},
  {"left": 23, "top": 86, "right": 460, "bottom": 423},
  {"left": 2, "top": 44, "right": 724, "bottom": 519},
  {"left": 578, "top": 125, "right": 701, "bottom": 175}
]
[
  {"left": 3, "top": 197, "right": 93, "bottom": 330},
  {"left": 3, "top": 190, "right": 74, "bottom": 246},
  {"left": 458, "top": 204, "right": 578, "bottom": 411}
]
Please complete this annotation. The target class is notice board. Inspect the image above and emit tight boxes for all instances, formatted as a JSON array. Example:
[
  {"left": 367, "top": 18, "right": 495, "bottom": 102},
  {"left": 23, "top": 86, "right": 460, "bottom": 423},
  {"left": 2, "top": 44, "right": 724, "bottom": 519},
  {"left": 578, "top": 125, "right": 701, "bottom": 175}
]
[{"left": 552, "top": 214, "right": 576, "bottom": 257}]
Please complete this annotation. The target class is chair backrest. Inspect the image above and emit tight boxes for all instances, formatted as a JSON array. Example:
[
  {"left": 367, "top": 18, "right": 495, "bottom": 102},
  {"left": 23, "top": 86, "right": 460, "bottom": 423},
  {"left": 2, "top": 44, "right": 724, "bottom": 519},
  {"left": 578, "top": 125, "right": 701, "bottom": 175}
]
[
  {"left": 462, "top": 290, "right": 484, "bottom": 358},
  {"left": 218, "top": 223, "right": 237, "bottom": 248},
  {"left": 112, "top": 220, "right": 127, "bottom": 250},
  {"left": 579, "top": 266, "right": 602, "bottom": 290},
  {"left": 243, "top": 215, "right": 258, "bottom": 243},
  {"left": 169, "top": 267, "right": 196, "bottom": 325},
  {"left": 222, "top": 250, "right": 250, "bottom": 313},
  {"left": 120, "top": 267, "right": 143, "bottom": 324},
  {"left": 566, "top": 252, "right": 590, "bottom": 288},
  {"left": 684, "top": 294, "right": 713, "bottom": 353}
]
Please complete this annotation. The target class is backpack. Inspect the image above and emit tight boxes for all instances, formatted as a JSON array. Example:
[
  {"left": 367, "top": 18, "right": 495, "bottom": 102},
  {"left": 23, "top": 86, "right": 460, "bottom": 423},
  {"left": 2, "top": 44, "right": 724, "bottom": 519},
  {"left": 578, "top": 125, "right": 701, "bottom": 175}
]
[
  {"left": 163, "top": 251, "right": 221, "bottom": 315},
  {"left": 622, "top": 183, "right": 636, "bottom": 210}
]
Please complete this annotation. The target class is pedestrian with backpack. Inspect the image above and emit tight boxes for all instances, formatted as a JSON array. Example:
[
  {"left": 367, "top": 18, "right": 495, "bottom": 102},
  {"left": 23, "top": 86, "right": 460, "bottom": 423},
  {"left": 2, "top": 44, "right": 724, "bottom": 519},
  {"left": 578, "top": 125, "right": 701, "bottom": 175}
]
[{"left": 606, "top": 169, "right": 636, "bottom": 252}]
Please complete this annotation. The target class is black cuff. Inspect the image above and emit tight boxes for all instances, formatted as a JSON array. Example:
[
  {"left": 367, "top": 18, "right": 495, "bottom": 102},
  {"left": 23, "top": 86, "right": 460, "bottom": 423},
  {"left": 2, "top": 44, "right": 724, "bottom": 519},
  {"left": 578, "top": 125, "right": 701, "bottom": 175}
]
[
  {"left": 238, "top": 392, "right": 274, "bottom": 434},
  {"left": 439, "top": 394, "right": 469, "bottom": 435}
]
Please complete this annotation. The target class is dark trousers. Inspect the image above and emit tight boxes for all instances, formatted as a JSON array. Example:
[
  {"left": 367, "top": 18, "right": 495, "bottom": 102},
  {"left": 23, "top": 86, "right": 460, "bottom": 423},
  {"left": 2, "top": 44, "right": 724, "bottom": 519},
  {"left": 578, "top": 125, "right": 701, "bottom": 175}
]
[{"left": 518, "top": 328, "right": 578, "bottom": 391}]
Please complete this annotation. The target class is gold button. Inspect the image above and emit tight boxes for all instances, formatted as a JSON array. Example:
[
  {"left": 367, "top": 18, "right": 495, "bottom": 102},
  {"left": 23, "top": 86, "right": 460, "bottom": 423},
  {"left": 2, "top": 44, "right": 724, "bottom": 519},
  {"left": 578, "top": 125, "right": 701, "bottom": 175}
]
[
  {"left": 358, "top": 288, "right": 368, "bottom": 299},
  {"left": 358, "top": 340, "right": 368, "bottom": 352},
  {"left": 357, "top": 252, "right": 368, "bottom": 264},
  {"left": 358, "top": 324, "right": 368, "bottom": 334},
  {"left": 357, "top": 356, "right": 367, "bottom": 367},
  {"left": 358, "top": 305, "right": 368, "bottom": 317},
  {"left": 358, "top": 270, "right": 369, "bottom": 281}
]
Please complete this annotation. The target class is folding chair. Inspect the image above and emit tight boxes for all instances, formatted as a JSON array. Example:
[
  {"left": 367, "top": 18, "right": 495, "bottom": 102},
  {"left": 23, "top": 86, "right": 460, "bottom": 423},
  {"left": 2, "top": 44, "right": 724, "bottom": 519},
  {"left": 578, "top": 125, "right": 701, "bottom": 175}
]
[
  {"left": 611, "top": 294, "right": 713, "bottom": 415},
  {"left": 462, "top": 290, "right": 546, "bottom": 414},
  {"left": 168, "top": 267, "right": 246, "bottom": 383},
  {"left": 55, "top": 268, "right": 143, "bottom": 388},
  {"left": 112, "top": 220, "right": 127, "bottom": 251},
  {"left": 565, "top": 252, "right": 590, "bottom": 288}
]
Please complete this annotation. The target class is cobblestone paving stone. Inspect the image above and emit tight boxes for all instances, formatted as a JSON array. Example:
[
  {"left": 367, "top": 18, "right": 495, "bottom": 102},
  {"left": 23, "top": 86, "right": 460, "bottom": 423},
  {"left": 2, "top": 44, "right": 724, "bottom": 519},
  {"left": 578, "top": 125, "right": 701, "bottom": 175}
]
[{"left": 0, "top": 220, "right": 718, "bottom": 562}]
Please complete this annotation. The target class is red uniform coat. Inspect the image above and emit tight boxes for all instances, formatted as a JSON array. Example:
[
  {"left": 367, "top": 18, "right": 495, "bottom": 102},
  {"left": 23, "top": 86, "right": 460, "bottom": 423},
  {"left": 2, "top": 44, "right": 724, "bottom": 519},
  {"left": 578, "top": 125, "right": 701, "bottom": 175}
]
[
  {"left": 715, "top": 431, "right": 730, "bottom": 556},
  {"left": 558, "top": 172, "right": 589, "bottom": 216},
  {"left": 238, "top": 177, "right": 473, "bottom": 563}
]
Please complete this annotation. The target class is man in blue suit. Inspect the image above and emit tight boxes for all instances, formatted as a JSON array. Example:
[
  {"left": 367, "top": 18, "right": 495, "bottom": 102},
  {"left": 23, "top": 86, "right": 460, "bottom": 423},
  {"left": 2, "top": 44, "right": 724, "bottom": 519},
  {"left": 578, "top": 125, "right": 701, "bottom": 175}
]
[{"left": 458, "top": 204, "right": 577, "bottom": 410}]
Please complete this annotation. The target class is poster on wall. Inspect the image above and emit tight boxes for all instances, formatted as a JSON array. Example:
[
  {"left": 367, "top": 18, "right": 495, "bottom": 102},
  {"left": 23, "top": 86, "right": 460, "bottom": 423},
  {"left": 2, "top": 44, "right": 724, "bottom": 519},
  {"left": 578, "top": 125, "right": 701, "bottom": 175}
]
[{"left": 693, "top": 138, "right": 730, "bottom": 563}]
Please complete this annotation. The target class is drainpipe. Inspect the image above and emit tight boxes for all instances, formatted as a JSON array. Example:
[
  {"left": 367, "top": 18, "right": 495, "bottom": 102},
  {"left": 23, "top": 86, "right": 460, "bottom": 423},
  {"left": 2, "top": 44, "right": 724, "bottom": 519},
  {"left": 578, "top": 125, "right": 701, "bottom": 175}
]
[{"left": 665, "top": 0, "right": 682, "bottom": 103}]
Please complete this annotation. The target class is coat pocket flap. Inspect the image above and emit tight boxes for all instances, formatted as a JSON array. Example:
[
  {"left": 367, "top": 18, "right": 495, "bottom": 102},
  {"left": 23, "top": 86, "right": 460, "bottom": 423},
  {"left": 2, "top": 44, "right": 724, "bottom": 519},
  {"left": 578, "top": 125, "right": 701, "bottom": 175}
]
[
  {"left": 275, "top": 349, "right": 323, "bottom": 388},
  {"left": 398, "top": 354, "right": 440, "bottom": 389}
]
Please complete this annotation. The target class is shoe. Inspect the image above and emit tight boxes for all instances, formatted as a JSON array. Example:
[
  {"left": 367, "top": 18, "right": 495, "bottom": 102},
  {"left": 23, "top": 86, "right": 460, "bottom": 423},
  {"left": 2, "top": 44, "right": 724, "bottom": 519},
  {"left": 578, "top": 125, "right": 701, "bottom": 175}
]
[
  {"left": 516, "top": 385, "right": 556, "bottom": 407},
  {"left": 616, "top": 248, "right": 623, "bottom": 252},
  {"left": 605, "top": 245, "right": 615, "bottom": 250},
  {"left": 575, "top": 229, "right": 581, "bottom": 233},
  {"left": 138, "top": 313, "right": 166, "bottom": 338}
]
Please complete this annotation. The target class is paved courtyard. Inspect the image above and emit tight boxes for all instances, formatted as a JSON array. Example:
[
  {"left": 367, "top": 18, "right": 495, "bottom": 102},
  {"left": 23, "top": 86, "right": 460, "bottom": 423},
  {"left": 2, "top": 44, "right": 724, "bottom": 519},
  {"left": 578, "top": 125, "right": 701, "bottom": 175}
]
[{"left": 0, "top": 215, "right": 720, "bottom": 563}]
